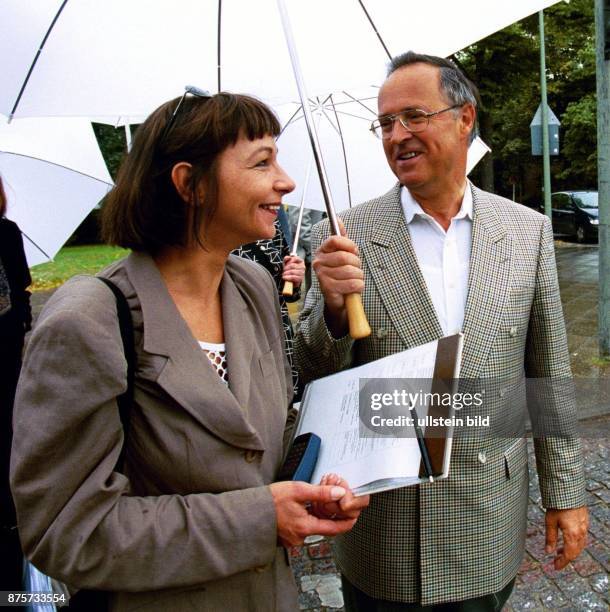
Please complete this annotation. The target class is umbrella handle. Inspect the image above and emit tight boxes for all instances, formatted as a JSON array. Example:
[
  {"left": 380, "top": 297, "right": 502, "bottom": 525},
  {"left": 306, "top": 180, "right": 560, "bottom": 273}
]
[
  {"left": 282, "top": 280, "right": 294, "bottom": 297},
  {"left": 345, "top": 293, "right": 371, "bottom": 339}
]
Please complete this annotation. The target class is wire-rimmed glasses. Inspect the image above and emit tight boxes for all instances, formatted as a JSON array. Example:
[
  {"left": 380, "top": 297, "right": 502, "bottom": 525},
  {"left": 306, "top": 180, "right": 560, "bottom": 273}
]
[{"left": 370, "top": 104, "right": 462, "bottom": 139}]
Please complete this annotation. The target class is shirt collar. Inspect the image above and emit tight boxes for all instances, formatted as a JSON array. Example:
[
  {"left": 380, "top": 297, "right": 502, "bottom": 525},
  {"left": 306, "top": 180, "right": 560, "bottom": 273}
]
[{"left": 401, "top": 181, "right": 473, "bottom": 224}]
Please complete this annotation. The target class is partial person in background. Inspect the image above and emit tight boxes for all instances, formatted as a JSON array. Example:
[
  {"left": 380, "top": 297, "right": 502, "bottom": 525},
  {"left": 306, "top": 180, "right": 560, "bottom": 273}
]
[
  {"left": 233, "top": 206, "right": 305, "bottom": 400},
  {"left": 287, "top": 206, "right": 325, "bottom": 293},
  {"left": 0, "top": 175, "right": 31, "bottom": 591}
]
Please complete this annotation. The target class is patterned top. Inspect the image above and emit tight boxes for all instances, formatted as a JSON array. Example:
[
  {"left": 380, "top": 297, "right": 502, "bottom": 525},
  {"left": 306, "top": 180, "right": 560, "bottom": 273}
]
[
  {"left": 198, "top": 341, "right": 228, "bottom": 384},
  {"left": 232, "top": 219, "right": 301, "bottom": 399}
]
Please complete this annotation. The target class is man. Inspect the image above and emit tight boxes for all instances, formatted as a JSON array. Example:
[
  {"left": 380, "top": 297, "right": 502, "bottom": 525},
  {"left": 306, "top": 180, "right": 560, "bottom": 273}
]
[{"left": 295, "top": 52, "right": 588, "bottom": 610}]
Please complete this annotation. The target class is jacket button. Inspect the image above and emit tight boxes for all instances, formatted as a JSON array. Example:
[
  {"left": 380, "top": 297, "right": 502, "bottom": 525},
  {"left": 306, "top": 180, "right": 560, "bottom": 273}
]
[
  {"left": 376, "top": 327, "right": 388, "bottom": 339},
  {"left": 477, "top": 451, "right": 487, "bottom": 464},
  {"left": 244, "top": 450, "right": 258, "bottom": 463},
  {"left": 509, "top": 326, "right": 518, "bottom": 337},
  {"left": 254, "top": 565, "right": 267, "bottom": 573}
]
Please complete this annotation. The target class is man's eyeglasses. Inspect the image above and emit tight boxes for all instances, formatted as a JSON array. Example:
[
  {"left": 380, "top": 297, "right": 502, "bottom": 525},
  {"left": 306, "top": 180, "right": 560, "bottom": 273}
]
[
  {"left": 370, "top": 104, "right": 462, "bottom": 139},
  {"left": 161, "top": 85, "right": 211, "bottom": 142}
]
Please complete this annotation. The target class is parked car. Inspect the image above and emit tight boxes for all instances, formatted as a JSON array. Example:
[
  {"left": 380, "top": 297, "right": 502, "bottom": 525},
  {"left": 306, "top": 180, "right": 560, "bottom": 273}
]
[{"left": 550, "top": 191, "right": 599, "bottom": 243}]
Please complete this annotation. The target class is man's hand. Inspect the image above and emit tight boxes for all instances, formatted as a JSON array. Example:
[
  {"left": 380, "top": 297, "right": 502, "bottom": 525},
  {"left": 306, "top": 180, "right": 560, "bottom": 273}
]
[
  {"left": 312, "top": 222, "right": 364, "bottom": 338},
  {"left": 545, "top": 506, "right": 588, "bottom": 570}
]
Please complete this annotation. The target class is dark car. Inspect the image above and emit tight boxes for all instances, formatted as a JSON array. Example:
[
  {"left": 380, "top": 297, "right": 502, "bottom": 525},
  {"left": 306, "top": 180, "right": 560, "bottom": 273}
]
[{"left": 550, "top": 191, "right": 599, "bottom": 243}]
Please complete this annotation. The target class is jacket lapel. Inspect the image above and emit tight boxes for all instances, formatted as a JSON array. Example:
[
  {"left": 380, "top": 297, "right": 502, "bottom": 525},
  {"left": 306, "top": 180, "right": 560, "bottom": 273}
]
[
  {"left": 124, "top": 252, "right": 264, "bottom": 450},
  {"left": 363, "top": 184, "right": 444, "bottom": 348},
  {"left": 460, "top": 187, "right": 512, "bottom": 378}
]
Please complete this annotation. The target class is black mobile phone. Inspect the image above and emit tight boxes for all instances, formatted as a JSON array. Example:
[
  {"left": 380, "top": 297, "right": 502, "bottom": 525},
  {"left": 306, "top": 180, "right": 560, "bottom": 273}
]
[{"left": 277, "top": 432, "right": 321, "bottom": 482}]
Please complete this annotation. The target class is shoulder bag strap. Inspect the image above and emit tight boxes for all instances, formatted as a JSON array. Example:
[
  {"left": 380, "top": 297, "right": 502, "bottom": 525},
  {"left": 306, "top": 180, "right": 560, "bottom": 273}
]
[{"left": 98, "top": 277, "right": 135, "bottom": 472}]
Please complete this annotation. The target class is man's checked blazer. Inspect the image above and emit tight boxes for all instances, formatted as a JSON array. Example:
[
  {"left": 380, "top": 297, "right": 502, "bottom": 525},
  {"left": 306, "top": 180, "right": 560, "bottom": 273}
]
[{"left": 294, "top": 183, "right": 586, "bottom": 606}]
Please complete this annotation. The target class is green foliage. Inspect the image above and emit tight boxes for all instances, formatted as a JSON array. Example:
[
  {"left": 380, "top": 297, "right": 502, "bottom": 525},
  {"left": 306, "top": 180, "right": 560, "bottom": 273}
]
[
  {"left": 92, "top": 123, "right": 127, "bottom": 179},
  {"left": 556, "top": 93, "right": 597, "bottom": 186},
  {"left": 458, "top": 0, "right": 596, "bottom": 201},
  {"left": 30, "top": 244, "right": 129, "bottom": 291}
]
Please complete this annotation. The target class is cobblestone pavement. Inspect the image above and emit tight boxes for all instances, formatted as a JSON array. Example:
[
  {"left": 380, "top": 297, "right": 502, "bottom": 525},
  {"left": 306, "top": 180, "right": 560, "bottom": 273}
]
[{"left": 291, "top": 416, "right": 609, "bottom": 611}]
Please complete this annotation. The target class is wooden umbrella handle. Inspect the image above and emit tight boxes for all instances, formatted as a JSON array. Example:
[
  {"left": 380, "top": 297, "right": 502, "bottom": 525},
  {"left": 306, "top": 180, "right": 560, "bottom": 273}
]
[
  {"left": 345, "top": 293, "right": 371, "bottom": 339},
  {"left": 282, "top": 280, "right": 294, "bottom": 297}
]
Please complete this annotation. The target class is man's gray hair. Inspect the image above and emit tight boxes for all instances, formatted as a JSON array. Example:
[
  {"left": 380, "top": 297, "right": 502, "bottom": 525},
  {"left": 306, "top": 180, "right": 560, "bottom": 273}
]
[{"left": 388, "top": 51, "right": 480, "bottom": 143}]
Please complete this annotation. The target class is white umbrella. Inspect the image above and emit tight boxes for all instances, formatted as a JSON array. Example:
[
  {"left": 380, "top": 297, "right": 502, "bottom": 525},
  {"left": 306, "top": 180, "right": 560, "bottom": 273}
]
[
  {"left": 1, "top": 0, "right": 561, "bottom": 122},
  {"left": 0, "top": 117, "right": 113, "bottom": 266},
  {"left": 276, "top": 88, "right": 491, "bottom": 213}
]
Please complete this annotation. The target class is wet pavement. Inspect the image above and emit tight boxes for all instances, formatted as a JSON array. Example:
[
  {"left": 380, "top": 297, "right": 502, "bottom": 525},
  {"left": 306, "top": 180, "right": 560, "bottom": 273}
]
[{"left": 29, "top": 241, "right": 609, "bottom": 610}]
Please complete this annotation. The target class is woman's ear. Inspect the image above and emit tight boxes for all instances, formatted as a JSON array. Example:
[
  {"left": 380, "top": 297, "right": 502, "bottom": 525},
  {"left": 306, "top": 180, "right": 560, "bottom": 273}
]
[{"left": 170, "top": 162, "right": 195, "bottom": 204}]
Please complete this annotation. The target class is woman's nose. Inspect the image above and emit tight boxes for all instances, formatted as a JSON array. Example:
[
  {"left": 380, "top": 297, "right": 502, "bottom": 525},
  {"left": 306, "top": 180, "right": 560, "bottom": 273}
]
[{"left": 276, "top": 165, "right": 296, "bottom": 195}]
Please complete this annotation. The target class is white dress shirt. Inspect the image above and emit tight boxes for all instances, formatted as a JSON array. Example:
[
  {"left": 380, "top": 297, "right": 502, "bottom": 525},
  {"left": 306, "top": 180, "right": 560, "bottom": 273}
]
[{"left": 401, "top": 184, "right": 473, "bottom": 335}]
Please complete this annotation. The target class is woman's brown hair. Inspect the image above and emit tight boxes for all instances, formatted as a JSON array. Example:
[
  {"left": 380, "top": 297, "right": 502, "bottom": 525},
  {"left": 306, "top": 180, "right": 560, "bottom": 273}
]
[
  {"left": 0, "top": 176, "right": 7, "bottom": 217},
  {"left": 102, "top": 92, "right": 281, "bottom": 253}
]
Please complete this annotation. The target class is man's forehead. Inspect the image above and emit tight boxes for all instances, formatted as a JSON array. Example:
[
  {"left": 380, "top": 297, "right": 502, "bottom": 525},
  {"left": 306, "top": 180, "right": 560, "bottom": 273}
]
[{"left": 378, "top": 63, "right": 442, "bottom": 110}]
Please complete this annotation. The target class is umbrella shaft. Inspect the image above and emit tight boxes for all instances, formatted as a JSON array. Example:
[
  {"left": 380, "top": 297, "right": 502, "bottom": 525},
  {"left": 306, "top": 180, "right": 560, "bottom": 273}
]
[{"left": 276, "top": 0, "right": 341, "bottom": 236}]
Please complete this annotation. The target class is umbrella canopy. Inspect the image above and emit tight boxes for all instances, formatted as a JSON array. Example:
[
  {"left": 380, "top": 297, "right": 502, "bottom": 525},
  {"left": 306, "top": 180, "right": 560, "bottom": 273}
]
[
  {"left": 276, "top": 88, "right": 491, "bottom": 213},
  {"left": 1, "top": 0, "right": 560, "bottom": 122},
  {"left": 0, "top": 116, "right": 113, "bottom": 266}
]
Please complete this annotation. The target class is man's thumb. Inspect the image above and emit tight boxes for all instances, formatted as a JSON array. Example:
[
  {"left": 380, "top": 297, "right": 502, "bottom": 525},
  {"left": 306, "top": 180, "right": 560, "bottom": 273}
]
[{"left": 545, "top": 522, "right": 558, "bottom": 553}]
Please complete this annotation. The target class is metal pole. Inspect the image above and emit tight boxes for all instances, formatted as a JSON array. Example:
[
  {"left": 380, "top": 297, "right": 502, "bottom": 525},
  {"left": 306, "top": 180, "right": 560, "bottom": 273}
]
[
  {"left": 124, "top": 123, "right": 132, "bottom": 152},
  {"left": 275, "top": 0, "right": 340, "bottom": 236},
  {"left": 282, "top": 157, "right": 313, "bottom": 297},
  {"left": 595, "top": 0, "right": 610, "bottom": 357},
  {"left": 539, "top": 11, "right": 552, "bottom": 219},
  {"left": 289, "top": 157, "right": 313, "bottom": 256},
  {"left": 276, "top": 0, "right": 370, "bottom": 338}
]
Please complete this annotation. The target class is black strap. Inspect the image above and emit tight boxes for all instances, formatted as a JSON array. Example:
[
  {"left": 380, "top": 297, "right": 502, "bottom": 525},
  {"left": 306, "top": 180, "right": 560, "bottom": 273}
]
[{"left": 98, "top": 277, "right": 135, "bottom": 472}]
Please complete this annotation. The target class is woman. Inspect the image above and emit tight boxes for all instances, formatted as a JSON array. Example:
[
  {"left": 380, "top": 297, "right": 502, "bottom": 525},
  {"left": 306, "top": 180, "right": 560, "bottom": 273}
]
[
  {"left": 10, "top": 92, "right": 367, "bottom": 611},
  {"left": 233, "top": 212, "right": 305, "bottom": 399},
  {"left": 0, "top": 176, "right": 31, "bottom": 591}
]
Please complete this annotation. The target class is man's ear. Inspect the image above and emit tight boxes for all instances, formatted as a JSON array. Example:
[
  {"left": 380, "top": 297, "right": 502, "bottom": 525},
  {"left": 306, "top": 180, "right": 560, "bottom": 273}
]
[
  {"left": 460, "top": 104, "right": 476, "bottom": 139},
  {"left": 171, "top": 162, "right": 195, "bottom": 204}
]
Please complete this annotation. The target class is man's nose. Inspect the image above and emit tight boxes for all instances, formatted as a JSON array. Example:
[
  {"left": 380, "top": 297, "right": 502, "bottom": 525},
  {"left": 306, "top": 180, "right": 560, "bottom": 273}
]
[{"left": 388, "top": 119, "right": 413, "bottom": 144}]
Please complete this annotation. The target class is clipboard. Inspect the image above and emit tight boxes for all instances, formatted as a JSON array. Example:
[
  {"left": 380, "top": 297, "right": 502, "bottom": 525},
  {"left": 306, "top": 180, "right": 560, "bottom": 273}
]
[{"left": 291, "top": 333, "right": 463, "bottom": 495}]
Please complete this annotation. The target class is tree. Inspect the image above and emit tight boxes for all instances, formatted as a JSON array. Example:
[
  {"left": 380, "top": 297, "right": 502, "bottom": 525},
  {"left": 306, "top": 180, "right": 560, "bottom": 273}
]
[{"left": 457, "top": 0, "right": 596, "bottom": 202}]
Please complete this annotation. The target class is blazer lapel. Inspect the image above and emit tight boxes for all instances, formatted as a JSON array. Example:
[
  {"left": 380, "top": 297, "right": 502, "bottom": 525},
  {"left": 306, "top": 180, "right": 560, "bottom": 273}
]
[
  {"left": 363, "top": 184, "right": 444, "bottom": 348},
  {"left": 460, "top": 187, "right": 513, "bottom": 378},
  {"left": 124, "top": 252, "right": 264, "bottom": 451}
]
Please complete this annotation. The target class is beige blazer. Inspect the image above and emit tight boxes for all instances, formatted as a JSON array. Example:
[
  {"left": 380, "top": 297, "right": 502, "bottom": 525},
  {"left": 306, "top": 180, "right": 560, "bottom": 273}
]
[
  {"left": 11, "top": 252, "right": 298, "bottom": 612},
  {"left": 295, "top": 183, "right": 586, "bottom": 605}
]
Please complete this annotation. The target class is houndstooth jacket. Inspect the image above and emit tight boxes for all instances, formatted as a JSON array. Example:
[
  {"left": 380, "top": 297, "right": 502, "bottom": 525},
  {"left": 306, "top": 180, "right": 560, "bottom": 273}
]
[{"left": 294, "top": 183, "right": 586, "bottom": 606}]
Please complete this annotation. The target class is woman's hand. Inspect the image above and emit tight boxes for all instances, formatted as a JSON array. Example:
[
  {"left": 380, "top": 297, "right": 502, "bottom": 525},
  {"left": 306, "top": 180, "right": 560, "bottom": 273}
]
[
  {"left": 269, "top": 481, "right": 360, "bottom": 548},
  {"left": 310, "top": 474, "right": 370, "bottom": 521},
  {"left": 282, "top": 255, "right": 305, "bottom": 288}
]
